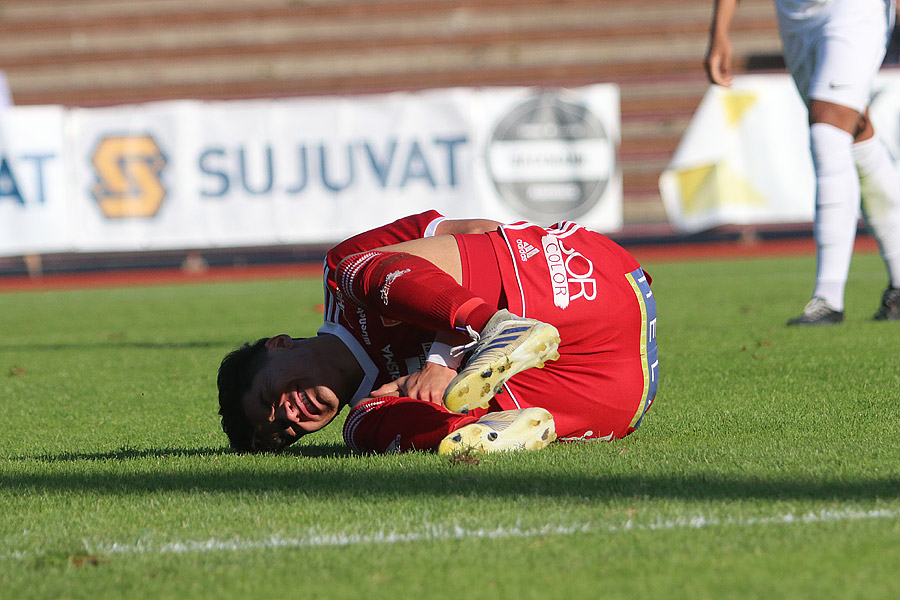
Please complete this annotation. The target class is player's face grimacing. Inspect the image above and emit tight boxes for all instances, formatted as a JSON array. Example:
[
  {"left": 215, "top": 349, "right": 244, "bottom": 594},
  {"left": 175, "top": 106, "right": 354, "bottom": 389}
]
[{"left": 240, "top": 335, "right": 341, "bottom": 451}]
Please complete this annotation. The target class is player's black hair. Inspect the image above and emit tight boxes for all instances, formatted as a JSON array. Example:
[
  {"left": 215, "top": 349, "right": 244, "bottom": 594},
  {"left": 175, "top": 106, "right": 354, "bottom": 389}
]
[{"left": 217, "top": 337, "right": 270, "bottom": 452}]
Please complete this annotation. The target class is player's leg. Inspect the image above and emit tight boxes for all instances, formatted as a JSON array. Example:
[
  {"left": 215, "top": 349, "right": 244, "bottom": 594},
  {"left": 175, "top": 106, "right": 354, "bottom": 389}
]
[
  {"left": 779, "top": 16, "right": 852, "bottom": 324},
  {"left": 786, "top": 100, "right": 861, "bottom": 325},
  {"left": 334, "top": 235, "right": 496, "bottom": 333},
  {"left": 342, "top": 396, "right": 556, "bottom": 454},
  {"left": 343, "top": 396, "right": 479, "bottom": 452},
  {"left": 851, "top": 111, "right": 900, "bottom": 320}
]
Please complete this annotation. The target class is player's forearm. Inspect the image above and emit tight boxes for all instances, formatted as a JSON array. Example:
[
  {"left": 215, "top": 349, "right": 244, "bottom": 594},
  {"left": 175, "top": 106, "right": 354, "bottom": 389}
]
[
  {"left": 705, "top": 0, "right": 740, "bottom": 86},
  {"left": 709, "top": 0, "right": 739, "bottom": 39}
]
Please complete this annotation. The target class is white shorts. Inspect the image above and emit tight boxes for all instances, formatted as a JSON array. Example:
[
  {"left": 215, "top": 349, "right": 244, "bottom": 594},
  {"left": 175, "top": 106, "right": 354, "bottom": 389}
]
[{"left": 777, "top": 0, "right": 895, "bottom": 111}]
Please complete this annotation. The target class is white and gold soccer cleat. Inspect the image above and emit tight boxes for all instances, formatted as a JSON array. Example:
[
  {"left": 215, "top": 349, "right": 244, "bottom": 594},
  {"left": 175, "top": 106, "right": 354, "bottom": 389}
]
[
  {"left": 438, "top": 408, "right": 557, "bottom": 455},
  {"left": 443, "top": 310, "right": 560, "bottom": 414}
]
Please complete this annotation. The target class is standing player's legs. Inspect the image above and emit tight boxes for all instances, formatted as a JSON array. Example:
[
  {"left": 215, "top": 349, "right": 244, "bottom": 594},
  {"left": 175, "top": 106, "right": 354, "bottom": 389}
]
[{"left": 780, "top": 2, "right": 894, "bottom": 324}]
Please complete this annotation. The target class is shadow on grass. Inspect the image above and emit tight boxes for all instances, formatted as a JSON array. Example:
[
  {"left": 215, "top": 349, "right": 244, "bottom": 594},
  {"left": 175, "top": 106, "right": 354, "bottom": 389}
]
[
  {"left": 12, "top": 443, "right": 352, "bottom": 462},
  {"left": 0, "top": 340, "right": 228, "bottom": 352},
  {"left": 5, "top": 445, "right": 900, "bottom": 502}
]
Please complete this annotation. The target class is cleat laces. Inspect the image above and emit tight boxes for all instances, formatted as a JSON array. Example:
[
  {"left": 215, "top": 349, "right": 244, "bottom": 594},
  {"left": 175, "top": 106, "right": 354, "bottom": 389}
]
[
  {"left": 450, "top": 326, "right": 480, "bottom": 358},
  {"left": 801, "top": 297, "right": 836, "bottom": 318}
]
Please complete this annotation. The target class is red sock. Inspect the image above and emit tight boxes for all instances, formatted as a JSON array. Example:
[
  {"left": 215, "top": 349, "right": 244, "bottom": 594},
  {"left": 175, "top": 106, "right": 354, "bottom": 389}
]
[
  {"left": 336, "top": 251, "right": 496, "bottom": 332},
  {"left": 343, "top": 397, "right": 479, "bottom": 452}
]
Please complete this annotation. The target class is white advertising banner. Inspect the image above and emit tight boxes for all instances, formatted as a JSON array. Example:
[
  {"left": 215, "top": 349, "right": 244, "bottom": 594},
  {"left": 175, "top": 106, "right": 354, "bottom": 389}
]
[
  {"left": 660, "top": 72, "right": 900, "bottom": 233},
  {"left": 0, "top": 106, "right": 69, "bottom": 256},
  {"left": 2, "top": 84, "right": 621, "bottom": 256},
  {"left": 659, "top": 75, "right": 813, "bottom": 233}
]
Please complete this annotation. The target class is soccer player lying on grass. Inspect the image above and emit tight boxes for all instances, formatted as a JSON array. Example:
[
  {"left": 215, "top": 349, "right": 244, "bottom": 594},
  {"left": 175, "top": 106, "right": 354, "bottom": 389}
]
[{"left": 216, "top": 210, "right": 659, "bottom": 454}]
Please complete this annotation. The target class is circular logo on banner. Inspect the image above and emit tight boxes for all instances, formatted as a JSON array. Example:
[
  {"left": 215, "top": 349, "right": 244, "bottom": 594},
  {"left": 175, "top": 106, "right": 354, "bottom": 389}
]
[{"left": 487, "top": 92, "right": 614, "bottom": 221}]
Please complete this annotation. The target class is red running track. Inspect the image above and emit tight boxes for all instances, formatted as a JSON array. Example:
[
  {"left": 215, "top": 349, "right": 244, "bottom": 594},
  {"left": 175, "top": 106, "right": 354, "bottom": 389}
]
[{"left": 0, "top": 237, "right": 878, "bottom": 293}]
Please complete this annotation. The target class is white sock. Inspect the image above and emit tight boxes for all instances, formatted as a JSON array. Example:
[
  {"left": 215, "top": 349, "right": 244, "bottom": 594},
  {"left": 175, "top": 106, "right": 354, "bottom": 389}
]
[
  {"left": 853, "top": 135, "right": 900, "bottom": 288},
  {"left": 809, "top": 123, "right": 859, "bottom": 311}
]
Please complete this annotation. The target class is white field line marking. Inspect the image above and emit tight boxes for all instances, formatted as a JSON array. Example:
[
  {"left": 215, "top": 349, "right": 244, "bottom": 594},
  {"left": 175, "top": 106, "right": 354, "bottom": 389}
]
[{"left": 2, "top": 507, "right": 898, "bottom": 561}]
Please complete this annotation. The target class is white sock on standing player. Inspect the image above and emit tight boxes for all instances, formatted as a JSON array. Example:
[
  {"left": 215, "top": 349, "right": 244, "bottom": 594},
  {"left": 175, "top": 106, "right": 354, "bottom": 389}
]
[
  {"left": 853, "top": 135, "right": 900, "bottom": 288},
  {"left": 810, "top": 122, "right": 859, "bottom": 311}
]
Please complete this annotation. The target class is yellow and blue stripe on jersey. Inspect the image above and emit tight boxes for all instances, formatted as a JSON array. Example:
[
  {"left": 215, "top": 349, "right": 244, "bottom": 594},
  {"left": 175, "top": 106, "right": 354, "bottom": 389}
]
[{"left": 625, "top": 267, "right": 658, "bottom": 429}]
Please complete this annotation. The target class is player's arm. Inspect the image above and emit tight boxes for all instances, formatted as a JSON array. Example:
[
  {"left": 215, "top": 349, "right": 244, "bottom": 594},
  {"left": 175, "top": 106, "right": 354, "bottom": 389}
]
[{"left": 704, "top": 0, "right": 740, "bottom": 87}]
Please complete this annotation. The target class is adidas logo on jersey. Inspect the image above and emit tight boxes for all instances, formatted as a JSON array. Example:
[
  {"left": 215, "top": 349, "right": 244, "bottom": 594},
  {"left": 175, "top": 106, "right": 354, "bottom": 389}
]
[{"left": 517, "top": 239, "right": 539, "bottom": 261}]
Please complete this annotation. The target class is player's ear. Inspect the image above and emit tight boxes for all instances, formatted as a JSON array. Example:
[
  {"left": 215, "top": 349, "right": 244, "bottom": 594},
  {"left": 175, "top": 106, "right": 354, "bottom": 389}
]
[{"left": 265, "top": 334, "right": 294, "bottom": 351}]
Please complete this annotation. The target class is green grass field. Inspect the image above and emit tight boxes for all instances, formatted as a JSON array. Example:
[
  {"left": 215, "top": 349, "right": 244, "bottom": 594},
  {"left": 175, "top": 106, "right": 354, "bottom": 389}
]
[{"left": 2, "top": 250, "right": 898, "bottom": 599}]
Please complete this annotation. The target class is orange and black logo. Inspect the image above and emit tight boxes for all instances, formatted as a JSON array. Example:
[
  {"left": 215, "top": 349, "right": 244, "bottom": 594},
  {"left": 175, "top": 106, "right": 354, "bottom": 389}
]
[{"left": 91, "top": 134, "right": 167, "bottom": 218}]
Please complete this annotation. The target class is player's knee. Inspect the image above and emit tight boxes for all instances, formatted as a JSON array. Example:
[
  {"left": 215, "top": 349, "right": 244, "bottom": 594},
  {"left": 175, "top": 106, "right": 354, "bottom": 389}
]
[
  {"left": 808, "top": 100, "right": 861, "bottom": 135},
  {"left": 852, "top": 112, "right": 875, "bottom": 143}
]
